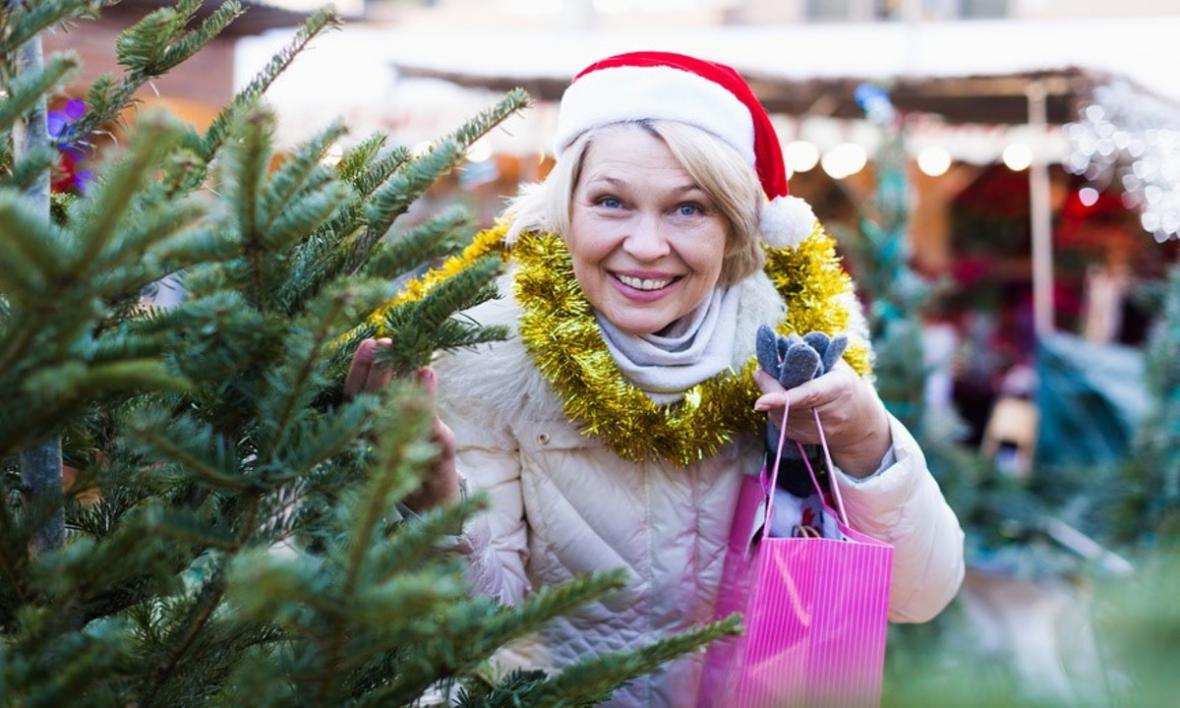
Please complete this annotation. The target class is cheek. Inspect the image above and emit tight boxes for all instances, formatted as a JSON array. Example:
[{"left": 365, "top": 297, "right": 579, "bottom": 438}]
[
  {"left": 566, "top": 215, "right": 617, "bottom": 271},
  {"left": 683, "top": 230, "right": 728, "bottom": 283}
]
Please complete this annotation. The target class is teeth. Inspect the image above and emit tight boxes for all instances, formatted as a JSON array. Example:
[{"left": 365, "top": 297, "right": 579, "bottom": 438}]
[{"left": 618, "top": 274, "right": 673, "bottom": 291}]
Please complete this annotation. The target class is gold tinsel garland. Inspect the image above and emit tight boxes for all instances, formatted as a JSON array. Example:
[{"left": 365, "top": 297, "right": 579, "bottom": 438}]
[
  {"left": 369, "top": 221, "right": 872, "bottom": 465},
  {"left": 513, "top": 227, "right": 870, "bottom": 465},
  {"left": 365, "top": 223, "right": 511, "bottom": 331}
]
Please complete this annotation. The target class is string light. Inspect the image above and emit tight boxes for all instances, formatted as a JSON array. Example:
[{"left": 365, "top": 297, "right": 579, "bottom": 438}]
[
  {"left": 917, "top": 146, "right": 952, "bottom": 177},
  {"left": 1067, "top": 80, "right": 1180, "bottom": 242},
  {"left": 1079, "top": 186, "right": 1100, "bottom": 207},
  {"left": 1002, "top": 143, "right": 1032, "bottom": 171},
  {"left": 785, "top": 140, "right": 819, "bottom": 173},
  {"left": 821, "top": 143, "right": 867, "bottom": 179}
]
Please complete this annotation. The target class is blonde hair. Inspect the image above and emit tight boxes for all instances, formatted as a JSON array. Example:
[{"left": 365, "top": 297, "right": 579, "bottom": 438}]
[{"left": 506, "top": 120, "right": 766, "bottom": 283}]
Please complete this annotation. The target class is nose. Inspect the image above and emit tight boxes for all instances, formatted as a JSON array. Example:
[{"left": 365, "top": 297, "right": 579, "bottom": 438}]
[{"left": 622, "top": 213, "right": 671, "bottom": 262}]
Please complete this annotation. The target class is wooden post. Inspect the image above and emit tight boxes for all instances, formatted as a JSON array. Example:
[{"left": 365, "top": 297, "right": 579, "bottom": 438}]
[{"left": 1027, "top": 81, "right": 1054, "bottom": 337}]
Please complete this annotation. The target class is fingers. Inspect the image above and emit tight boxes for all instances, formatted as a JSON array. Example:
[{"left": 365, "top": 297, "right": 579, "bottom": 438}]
[
  {"left": 431, "top": 416, "right": 455, "bottom": 463},
  {"left": 417, "top": 366, "right": 437, "bottom": 398},
  {"left": 346, "top": 338, "right": 398, "bottom": 397},
  {"left": 754, "top": 362, "right": 862, "bottom": 445},
  {"left": 362, "top": 337, "right": 393, "bottom": 392},
  {"left": 754, "top": 365, "right": 850, "bottom": 413},
  {"left": 344, "top": 338, "right": 378, "bottom": 397}
]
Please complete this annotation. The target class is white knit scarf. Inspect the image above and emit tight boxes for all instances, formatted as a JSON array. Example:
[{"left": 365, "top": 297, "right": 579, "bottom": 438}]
[{"left": 595, "top": 285, "right": 740, "bottom": 405}]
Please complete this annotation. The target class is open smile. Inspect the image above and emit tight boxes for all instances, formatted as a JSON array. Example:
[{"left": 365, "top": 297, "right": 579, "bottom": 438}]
[
  {"left": 608, "top": 271, "right": 684, "bottom": 303},
  {"left": 614, "top": 274, "right": 679, "bottom": 291}
]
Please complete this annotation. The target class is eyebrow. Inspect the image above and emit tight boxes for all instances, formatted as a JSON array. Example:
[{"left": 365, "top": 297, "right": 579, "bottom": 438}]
[{"left": 586, "top": 176, "right": 704, "bottom": 194}]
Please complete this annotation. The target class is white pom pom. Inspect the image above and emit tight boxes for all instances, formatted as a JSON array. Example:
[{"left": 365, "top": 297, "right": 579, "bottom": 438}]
[{"left": 759, "top": 195, "right": 817, "bottom": 248}]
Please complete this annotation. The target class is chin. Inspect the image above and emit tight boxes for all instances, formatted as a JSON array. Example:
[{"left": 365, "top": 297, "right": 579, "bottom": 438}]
[{"left": 604, "top": 311, "right": 675, "bottom": 337}]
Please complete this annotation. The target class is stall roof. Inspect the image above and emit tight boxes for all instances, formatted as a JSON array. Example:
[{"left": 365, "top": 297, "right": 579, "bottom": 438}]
[{"left": 379, "top": 15, "right": 1180, "bottom": 125}]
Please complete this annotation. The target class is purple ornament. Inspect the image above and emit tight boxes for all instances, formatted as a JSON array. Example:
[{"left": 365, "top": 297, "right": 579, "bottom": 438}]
[
  {"left": 48, "top": 112, "right": 68, "bottom": 138},
  {"left": 64, "top": 98, "right": 86, "bottom": 120}
]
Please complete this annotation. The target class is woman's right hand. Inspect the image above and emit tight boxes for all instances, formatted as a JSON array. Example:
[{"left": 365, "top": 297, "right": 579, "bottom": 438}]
[{"left": 344, "top": 338, "right": 461, "bottom": 513}]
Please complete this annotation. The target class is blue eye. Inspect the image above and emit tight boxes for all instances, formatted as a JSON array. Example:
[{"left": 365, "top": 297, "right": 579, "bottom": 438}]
[
  {"left": 677, "top": 203, "right": 702, "bottom": 217},
  {"left": 597, "top": 196, "right": 622, "bottom": 209}
]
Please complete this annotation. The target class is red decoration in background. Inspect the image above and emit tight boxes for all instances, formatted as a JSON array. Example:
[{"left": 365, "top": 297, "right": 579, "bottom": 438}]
[
  {"left": 1056, "top": 186, "right": 1139, "bottom": 252},
  {"left": 52, "top": 151, "right": 79, "bottom": 193}
]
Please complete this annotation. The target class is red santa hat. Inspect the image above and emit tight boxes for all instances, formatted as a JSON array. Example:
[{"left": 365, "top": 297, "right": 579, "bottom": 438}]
[{"left": 555, "top": 51, "right": 817, "bottom": 248}]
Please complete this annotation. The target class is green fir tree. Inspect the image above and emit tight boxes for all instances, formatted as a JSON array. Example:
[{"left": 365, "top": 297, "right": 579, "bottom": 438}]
[
  {"left": 1120, "top": 265, "right": 1180, "bottom": 542},
  {"left": 0, "top": 2, "right": 737, "bottom": 704}
]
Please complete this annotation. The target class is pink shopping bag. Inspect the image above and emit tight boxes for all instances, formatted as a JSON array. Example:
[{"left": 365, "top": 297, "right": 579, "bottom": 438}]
[{"left": 698, "top": 401, "right": 893, "bottom": 708}]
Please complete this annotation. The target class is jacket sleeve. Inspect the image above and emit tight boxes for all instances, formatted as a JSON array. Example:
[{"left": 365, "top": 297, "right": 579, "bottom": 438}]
[
  {"left": 436, "top": 378, "right": 532, "bottom": 607},
  {"left": 834, "top": 413, "right": 965, "bottom": 623}
]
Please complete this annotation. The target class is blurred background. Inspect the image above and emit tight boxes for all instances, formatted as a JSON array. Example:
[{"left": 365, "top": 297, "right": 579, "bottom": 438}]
[{"left": 50, "top": 1, "right": 1180, "bottom": 705}]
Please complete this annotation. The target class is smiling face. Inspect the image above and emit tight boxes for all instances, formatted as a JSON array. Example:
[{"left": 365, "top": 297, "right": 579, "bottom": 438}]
[{"left": 567, "top": 125, "right": 730, "bottom": 336}]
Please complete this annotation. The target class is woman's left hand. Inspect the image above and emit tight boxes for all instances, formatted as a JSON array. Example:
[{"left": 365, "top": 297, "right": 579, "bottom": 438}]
[{"left": 753, "top": 360, "right": 893, "bottom": 478}]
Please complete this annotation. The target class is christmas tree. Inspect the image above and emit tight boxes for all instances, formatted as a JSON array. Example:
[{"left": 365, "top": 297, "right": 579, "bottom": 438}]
[
  {"left": 0, "top": 2, "right": 735, "bottom": 703},
  {"left": 1118, "top": 265, "right": 1180, "bottom": 542}
]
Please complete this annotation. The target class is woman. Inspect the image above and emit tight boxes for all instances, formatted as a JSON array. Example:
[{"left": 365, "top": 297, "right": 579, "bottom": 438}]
[{"left": 347, "top": 52, "right": 964, "bottom": 706}]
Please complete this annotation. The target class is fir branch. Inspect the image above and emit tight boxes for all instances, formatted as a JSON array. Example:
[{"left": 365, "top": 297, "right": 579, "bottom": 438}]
[
  {"left": 368, "top": 494, "right": 486, "bottom": 584},
  {"left": 342, "top": 391, "right": 434, "bottom": 590},
  {"left": 317, "top": 390, "right": 435, "bottom": 701},
  {"left": 479, "top": 571, "right": 629, "bottom": 654},
  {"left": 227, "top": 547, "right": 342, "bottom": 622},
  {"left": 21, "top": 359, "right": 185, "bottom": 405},
  {"left": 267, "top": 393, "right": 378, "bottom": 489},
  {"left": 125, "top": 412, "right": 252, "bottom": 492},
  {"left": 355, "top": 144, "right": 411, "bottom": 198},
  {"left": 113, "top": 0, "right": 202, "bottom": 72},
  {"left": 361, "top": 206, "right": 470, "bottom": 281},
  {"left": 335, "top": 132, "right": 386, "bottom": 188},
  {"left": 224, "top": 106, "right": 273, "bottom": 307},
  {"left": 69, "top": 112, "right": 183, "bottom": 276},
  {"left": 32, "top": 503, "right": 187, "bottom": 608},
  {"left": 261, "top": 119, "right": 346, "bottom": 230},
  {"left": 363, "top": 141, "right": 463, "bottom": 255},
  {"left": 150, "top": 509, "right": 236, "bottom": 551},
  {"left": 95, "top": 194, "right": 206, "bottom": 271},
  {"left": 259, "top": 281, "right": 392, "bottom": 457},
  {"left": 0, "top": 483, "right": 30, "bottom": 605},
  {"left": 445, "top": 88, "right": 530, "bottom": 152},
  {"left": 366, "top": 571, "right": 631, "bottom": 706},
  {"left": 144, "top": 224, "right": 239, "bottom": 273},
  {"left": 141, "top": 564, "right": 228, "bottom": 708},
  {"left": 200, "top": 6, "right": 340, "bottom": 160},
  {"left": 124, "top": 0, "right": 242, "bottom": 78},
  {"left": 0, "top": 51, "right": 78, "bottom": 131},
  {"left": 1, "top": 147, "right": 58, "bottom": 192},
  {"left": 279, "top": 141, "right": 412, "bottom": 311},
  {"left": 0, "top": 0, "right": 94, "bottom": 57},
  {"left": 0, "top": 190, "right": 67, "bottom": 297},
  {"left": 527, "top": 615, "right": 742, "bottom": 705},
  {"left": 17, "top": 628, "right": 131, "bottom": 705},
  {"left": 264, "top": 179, "right": 354, "bottom": 254},
  {"left": 378, "top": 255, "right": 506, "bottom": 374},
  {"left": 65, "top": 1, "right": 242, "bottom": 144}
]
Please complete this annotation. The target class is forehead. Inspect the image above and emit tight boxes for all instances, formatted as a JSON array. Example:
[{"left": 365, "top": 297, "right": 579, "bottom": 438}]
[{"left": 577, "top": 126, "right": 695, "bottom": 187}]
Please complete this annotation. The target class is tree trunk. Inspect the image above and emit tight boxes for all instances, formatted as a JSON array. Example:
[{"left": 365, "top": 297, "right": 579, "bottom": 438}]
[{"left": 12, "top": 12, "right": 63, "bottom": 553}]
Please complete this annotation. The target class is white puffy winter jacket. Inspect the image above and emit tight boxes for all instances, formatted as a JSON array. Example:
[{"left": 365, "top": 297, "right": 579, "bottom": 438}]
[{"left": 434, "top": 268, "right": 965, "bottom": 707}]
